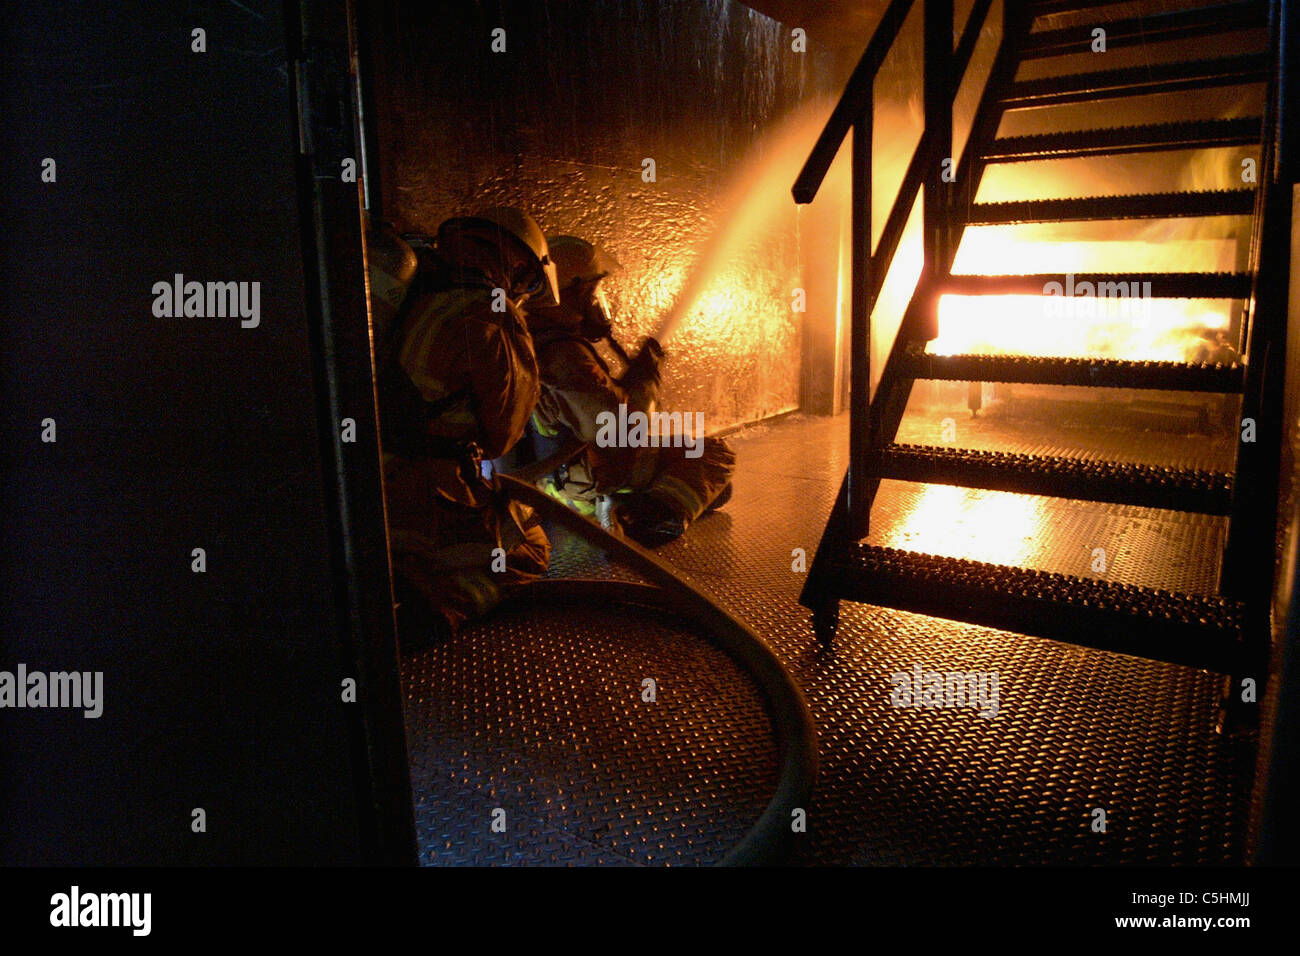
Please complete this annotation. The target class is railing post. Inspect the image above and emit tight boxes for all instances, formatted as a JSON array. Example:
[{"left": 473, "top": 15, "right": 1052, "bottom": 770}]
[
  {"left": 848, "top": 109, "right": 873, "bottom": 540},
  {"left": 923, "top": 0, "right": 954, "bottom": 340},
  {"left": 1279, "top": 0, "right": 1298, "bottom": 185},
  {"left": 1222, "top": 0, "right": 1291, "bottom": 619}
]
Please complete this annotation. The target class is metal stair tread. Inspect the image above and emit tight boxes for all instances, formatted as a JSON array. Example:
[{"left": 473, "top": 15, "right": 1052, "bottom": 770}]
[
  {"left": 985, "top": 118, "right": 1262, "bottom": 163},
  {"left": 1020, "top": 2, "right": 1268, "bottom": 58},
  {"left": 966, "top": 189, "right": 1255, "bottom": 225},
  {"left": 1027, "top": 0, "right": 1181, "bottom": 13},
  {"left": 941, "top": 271, "right": 1252, "bottom": 298},
  {"left": 836, "top": 544, "right": 1241, "bottom": 624},
  {"left": 820, "top": 544, "right": 1245, "bottom": 669},
  {"left": 1001, "top": 53, "right": 1270, "bottom": 107},
  {"left": 901, "top": 346, "right": 1245, "bottom": 391},
  {"left": 877, "top": 442, "right": 1233, "bottom": 513}
]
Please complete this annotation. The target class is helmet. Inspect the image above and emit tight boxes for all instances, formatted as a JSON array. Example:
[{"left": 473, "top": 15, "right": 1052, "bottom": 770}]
[
  {"left": 536, "top": 235, "right": 622, "bottom": 340},
  {"left": 365, "top": 222, "right": 418, "bottom": 343},
  {"left": 438, "top": 207, "right": 559, "bottom": 307},
  {"left": 546, "top": 235, "right": 622, "bottom": 290}
]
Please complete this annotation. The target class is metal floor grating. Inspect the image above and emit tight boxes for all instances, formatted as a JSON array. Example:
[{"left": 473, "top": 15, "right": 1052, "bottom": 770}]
[
  {"left": 402, "top": 413, "right": 1257, "bottom": 865},
  {"left": 401, "top": 599, "right": 778, "bottom": 866}
]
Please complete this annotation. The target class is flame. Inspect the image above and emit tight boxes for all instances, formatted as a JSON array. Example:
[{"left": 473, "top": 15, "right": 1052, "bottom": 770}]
[
  {"left": 926, "top": 139, "right": 1255, "bottom": 362},
  {"left": 931, "top": 225, "right": 1242, "bottom": 361}
]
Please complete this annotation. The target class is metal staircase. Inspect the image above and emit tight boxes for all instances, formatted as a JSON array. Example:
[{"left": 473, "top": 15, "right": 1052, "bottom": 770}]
[{"left": 793, "top": 0, "right": 1295, "bottom": 702}]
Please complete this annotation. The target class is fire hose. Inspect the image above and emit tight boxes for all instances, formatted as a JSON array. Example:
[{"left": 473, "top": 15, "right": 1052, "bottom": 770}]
[{"left": 497, "top": 444, "right": 817, "bottom": 866}]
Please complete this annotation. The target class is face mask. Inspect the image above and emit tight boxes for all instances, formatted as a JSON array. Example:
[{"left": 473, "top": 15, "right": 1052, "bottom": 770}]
[
  {"left": 578, "top": 288, "right": 613, "bottom": 340},
  {"left": 512, "top": 262, "right": 544, "bottom": 300}
]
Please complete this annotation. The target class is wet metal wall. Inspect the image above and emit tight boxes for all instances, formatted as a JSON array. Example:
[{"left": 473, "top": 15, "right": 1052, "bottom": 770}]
[{"left": 365, "top": 0, "right": 843, "bottom": 432}]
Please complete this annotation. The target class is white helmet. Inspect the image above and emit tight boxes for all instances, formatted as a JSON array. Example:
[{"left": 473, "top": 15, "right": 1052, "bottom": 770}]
[
  {"left": 537, "top": 235, "right": 623, "bottom": 339},
  {"left": 546, "top": 235, "right": 622, "bottom": 290},
  {"left": 365, "top": 222, "right": 418, "bottom": 343}
]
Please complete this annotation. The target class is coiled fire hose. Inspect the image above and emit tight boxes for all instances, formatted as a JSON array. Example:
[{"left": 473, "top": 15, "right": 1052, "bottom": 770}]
[{"left": 498, "top": 442, "right": 817, "bottom": 866}]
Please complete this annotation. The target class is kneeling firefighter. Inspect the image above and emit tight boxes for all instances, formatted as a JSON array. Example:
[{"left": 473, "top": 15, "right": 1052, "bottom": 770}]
[
  {"left": 526, "top": 235, "right": 735, "bottom": 547},
  {"left": 366, "top": 209, "right": 559, "bottom": 641}
]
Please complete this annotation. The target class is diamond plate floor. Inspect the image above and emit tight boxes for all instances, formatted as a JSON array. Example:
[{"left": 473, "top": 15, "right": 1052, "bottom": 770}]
[
  {"left": 403, "top": 412, "right": 1257, "bottom": 865},
  {"left": 402, "top": 599, "right": 778, "bottom": 866}
]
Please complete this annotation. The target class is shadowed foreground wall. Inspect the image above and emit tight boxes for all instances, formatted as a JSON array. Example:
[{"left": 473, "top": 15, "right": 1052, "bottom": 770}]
[
  {"left": 365, "top": 0, "right": 843, "bottom": 432},
  {"left": 0, "top": 0, "right": 375, "bottom": 863}
]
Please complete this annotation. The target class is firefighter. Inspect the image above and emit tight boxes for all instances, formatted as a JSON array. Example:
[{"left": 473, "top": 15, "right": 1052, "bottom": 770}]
[
  {"left": 367, "top": 208, "right": 558, "bottom": 643},
  {"left": 365, "top": 219, "right": 419, "bottom": 351},
  {"left": 527, "top": 235, "right": 735, "bottom": 547}
]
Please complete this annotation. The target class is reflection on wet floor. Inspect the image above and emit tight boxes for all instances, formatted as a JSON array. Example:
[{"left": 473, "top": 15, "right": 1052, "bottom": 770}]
[{"left": 406, "top": 413, "right": 1255, "bottom": 865}]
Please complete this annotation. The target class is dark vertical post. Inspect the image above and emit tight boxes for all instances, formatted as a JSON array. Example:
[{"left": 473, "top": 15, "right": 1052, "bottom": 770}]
[
  {"left": 923, "top": 0, "right": 954, "bottom": 340},
  {"left": 1278, "top": 0, "right": 1298, "bottom": 186},
  {"left": 1004, "top": 0, "right": 1028, "bottom": 67},
  {"left": 288, "top": 0, "right": 418, "bottom": 865},
  {"left": 1223, "top": 0, "right": 1293, "bottom": 598},
  {"left": 848, "top": 109, "right": 873, "bottom": 540},
  {"left": 1221, "top": 2, "right": 1293, "bottom": 726},
  {"left": 948, "top": 0, "right": 1020, "bottom": 263}
]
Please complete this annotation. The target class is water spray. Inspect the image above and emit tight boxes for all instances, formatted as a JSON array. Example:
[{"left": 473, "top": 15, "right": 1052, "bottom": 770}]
[{"left": 642, "top": 100, "right": 839, "bottom": 349}]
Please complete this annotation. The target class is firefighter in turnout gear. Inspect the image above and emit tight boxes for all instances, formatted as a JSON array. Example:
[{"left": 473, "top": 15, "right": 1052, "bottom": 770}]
[
  {"left": 526, "top": 235, "right": 735, "bottom": 547},
  {"left": 367, "top": 209, "right": 558, "bottom": 642}
]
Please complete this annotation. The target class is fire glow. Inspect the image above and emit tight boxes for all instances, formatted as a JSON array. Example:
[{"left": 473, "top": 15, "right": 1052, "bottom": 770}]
[
  {"left": 927, "top": 136, "right": 1252, "bottom": 362},
  {"left": 651, "top": 101, "right": 839, "bottom": 345},
  {"left": 931, "top": 226, "right": 1240, "bottom": 361},
  {"left": 932, "top": 292, "right": 1234, "bottom": 362},
  {"left": 638, "top": 95, "right": 1249, "bottom": 380},
  {"left": 875, "top": 483, "right": 1047, "bottom": 568}
]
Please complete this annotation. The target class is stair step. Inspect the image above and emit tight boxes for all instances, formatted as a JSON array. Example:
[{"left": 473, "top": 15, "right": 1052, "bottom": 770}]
[
  {"left": 1027, "top": 0, "right": 1146, "bottom": 14},
  {"left": 943, "top": 272, "right": 1252, "bottom": 298},
  {"left": 1020, "top": 2, "right": 1268, "bottom": 58},
  {"left": 901, "top": 347, "right": 1245, "bottom": 391},
  {"left": 823, "top": 544, "right": 1245, "bottom": 671},
  {"left": 966, "top": 189, "right": 1254, "bottom": 225},
  {"left": 1001, "top": 53, "right": 1271, "bottom": 108},
  {"left": 984, "top": 118, "right": 1262, "bottom": 163},
  {"left": 877, "top": 443, "right": 1232, "bottom": 513}
]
